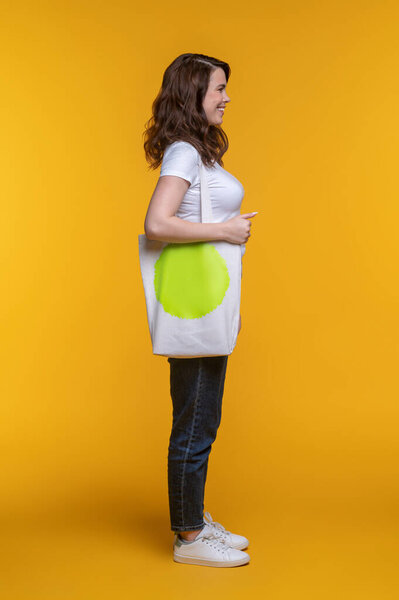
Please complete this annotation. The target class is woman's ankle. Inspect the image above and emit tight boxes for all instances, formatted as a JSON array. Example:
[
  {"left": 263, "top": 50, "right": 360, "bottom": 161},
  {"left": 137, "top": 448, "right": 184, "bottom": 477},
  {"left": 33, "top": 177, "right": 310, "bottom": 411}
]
[{"left": 179, "top": 525, "right": 204, "bottom": 541}]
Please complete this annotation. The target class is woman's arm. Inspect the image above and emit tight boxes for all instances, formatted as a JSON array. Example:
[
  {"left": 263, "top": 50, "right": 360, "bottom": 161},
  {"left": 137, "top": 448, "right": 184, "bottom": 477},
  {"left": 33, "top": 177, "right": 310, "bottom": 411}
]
[{"left": 144, "top": 175, "right": 226, "bottom": 243}]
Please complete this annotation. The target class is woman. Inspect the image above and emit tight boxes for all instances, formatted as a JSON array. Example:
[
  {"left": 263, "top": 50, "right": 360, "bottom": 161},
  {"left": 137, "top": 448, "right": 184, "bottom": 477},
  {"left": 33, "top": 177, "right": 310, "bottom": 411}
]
[{"left": 143, "top": 53, "right": 257, "bottom": 567}]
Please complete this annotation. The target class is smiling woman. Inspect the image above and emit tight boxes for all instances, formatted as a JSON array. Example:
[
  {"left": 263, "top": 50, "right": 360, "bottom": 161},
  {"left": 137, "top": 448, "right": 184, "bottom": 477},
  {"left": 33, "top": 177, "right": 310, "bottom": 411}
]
[{"left": 140, "top": 53, "right": 256, "bottom": 568}]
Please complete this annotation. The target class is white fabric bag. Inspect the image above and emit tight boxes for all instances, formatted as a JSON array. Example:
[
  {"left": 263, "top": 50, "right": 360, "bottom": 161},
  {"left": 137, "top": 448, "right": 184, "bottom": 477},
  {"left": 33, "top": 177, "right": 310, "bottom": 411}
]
[{"left": 138, "top": 153, "right": 242, "bottom": 358}]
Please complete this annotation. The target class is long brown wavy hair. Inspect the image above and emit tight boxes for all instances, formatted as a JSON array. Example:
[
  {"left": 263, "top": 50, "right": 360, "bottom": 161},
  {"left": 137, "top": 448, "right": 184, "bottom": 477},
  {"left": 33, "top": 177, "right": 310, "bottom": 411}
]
[{"left": 143, "top": 53, "right": 231, "bottom": 170}]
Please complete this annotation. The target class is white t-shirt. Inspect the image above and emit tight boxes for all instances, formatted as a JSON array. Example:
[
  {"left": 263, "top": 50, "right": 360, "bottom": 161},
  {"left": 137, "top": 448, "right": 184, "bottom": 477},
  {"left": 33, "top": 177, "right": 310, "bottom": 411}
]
[{"left": 159, "top": 140, "right": 246, "bottom": 259}]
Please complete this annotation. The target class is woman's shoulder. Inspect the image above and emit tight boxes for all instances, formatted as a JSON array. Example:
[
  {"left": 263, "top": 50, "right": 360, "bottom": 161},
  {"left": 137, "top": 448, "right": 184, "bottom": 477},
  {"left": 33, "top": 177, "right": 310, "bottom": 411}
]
[
  {"left": 160, "top": 140, "right": 200, "bottom": 185},
  {"left": 164, "top": 140, "right": 199, "bottom": 157}
]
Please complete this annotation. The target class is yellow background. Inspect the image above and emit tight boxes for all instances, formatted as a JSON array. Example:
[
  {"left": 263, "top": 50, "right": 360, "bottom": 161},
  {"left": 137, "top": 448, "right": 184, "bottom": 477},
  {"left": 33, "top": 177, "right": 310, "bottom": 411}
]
[{"left": 1, "top": 1, "right": 398, "bottom": 598}]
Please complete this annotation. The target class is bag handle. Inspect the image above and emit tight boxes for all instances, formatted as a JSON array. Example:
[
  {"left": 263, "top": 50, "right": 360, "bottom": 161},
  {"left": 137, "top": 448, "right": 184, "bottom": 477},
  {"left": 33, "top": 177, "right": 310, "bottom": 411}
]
[{"left": 198, "top": 156, "right": 214, "bottom": 224}]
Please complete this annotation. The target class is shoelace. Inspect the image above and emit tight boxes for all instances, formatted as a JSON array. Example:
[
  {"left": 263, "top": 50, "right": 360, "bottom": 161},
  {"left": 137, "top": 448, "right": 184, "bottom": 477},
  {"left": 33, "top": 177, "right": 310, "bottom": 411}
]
[
  {"left": 200, "top": 533, "right": 229, "bottom": 556},
  {"left": 203, "top": 511, "right": 233, "bottom": 544}
]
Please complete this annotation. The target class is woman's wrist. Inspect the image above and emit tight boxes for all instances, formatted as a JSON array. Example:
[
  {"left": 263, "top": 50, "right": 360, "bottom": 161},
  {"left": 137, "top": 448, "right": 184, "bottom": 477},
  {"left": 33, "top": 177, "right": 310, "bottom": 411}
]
[{"left": 217, "top": 222, "right": 227, "bottom": 241}]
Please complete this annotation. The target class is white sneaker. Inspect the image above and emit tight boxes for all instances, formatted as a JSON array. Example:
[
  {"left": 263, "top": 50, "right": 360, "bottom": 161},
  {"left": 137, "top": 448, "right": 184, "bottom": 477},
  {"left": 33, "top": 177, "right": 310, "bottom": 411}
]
[
  {"left": 173, "top": 523, "right": 250, "bottom": 567},
  {"left": 203, "top": 511, "right": 249, "bottom": 550}
]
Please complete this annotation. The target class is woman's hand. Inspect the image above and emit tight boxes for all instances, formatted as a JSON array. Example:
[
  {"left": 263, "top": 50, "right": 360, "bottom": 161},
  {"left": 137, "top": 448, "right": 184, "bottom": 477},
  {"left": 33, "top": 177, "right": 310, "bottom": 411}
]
[{"left": 222, "top": 212, "right": 258, "bottom": 244}]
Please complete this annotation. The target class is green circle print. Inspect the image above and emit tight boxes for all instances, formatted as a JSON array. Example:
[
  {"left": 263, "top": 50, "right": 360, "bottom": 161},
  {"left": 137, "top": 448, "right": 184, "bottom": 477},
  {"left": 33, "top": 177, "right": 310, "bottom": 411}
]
[{"left": 154, "top": 242, "right": 230, "bottom": 319}]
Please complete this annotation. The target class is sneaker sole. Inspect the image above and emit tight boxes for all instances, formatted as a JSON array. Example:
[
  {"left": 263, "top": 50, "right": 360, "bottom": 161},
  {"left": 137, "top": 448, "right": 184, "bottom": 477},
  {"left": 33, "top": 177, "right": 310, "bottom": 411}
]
[{"left": 173, "top": 552, "right": 250, "bottom": 567}]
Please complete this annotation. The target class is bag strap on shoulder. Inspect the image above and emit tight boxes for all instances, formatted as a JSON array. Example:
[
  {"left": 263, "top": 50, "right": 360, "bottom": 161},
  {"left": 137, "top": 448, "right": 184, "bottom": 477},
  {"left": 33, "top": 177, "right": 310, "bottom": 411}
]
[{"left": 198, "top": 153, "right": 213, "bottom": 224}]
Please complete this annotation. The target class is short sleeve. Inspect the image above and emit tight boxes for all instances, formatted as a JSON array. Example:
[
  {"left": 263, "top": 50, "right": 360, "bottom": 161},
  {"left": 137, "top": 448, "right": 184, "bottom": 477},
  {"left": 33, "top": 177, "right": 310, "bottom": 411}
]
[{"left": 160, "top": 141, "right": 199, "bottom": 186}]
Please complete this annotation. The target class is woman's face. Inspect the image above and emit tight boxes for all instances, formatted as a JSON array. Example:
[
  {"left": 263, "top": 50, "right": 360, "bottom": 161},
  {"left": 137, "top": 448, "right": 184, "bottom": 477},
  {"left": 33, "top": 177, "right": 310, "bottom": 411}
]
[{"left": 202, "top": 67, "right": 231, "bottom": 125}]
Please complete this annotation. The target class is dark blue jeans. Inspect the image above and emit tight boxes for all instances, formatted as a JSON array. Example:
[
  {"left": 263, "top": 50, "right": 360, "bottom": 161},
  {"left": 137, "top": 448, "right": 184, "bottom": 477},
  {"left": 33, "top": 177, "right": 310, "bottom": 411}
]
[{"left": 167, "top": 355, "right": 229, "bottom": 532}]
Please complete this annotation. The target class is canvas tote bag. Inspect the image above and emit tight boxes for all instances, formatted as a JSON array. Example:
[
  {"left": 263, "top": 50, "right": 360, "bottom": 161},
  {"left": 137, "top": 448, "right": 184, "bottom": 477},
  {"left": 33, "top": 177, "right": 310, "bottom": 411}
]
[{"left": 138, "top": 153, "right": 242, "bottom": 358}]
